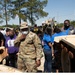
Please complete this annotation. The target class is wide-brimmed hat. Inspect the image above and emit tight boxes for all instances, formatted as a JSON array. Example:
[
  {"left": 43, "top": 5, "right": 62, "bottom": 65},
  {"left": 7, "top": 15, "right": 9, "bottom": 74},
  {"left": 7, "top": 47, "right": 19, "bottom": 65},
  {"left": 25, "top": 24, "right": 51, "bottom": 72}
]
[{"left": 20, "top": 22, "right": 28, "bottom": 29}]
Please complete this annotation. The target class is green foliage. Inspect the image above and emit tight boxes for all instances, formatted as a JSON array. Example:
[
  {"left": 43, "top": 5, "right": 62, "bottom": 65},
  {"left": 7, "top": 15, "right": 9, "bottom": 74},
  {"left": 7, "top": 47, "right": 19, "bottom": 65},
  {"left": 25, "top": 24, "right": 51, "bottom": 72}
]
[
  {"left": 0, "top": 0, "right": 13, "bottom": 25},
  {"left": 0, "top": 0, "right": 48, "bottom": 26},
  {"left": 56, "top": 23, "right": 63, "bottom": 28},
  {"left": 5, "top": 0, "right": 48, "bottom": 25},
  {"left": 0, "top": 24, "right": 19, "bottom": 29},
  {"left": 70, "top": 20, "right": 75, "bottom": 27}
]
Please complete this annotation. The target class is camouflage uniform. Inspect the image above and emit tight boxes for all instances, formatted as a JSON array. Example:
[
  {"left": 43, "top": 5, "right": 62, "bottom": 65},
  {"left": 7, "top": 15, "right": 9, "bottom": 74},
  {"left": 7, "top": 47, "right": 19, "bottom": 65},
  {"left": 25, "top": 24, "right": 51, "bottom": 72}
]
[{"left": 14, "top": 31, "right": 43, "bottom": 72}]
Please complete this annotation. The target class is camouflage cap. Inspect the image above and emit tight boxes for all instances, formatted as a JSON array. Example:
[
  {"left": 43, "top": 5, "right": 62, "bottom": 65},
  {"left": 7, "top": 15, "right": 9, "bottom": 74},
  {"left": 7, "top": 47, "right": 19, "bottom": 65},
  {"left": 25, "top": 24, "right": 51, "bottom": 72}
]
[{"left": 20, "top": 22, "right": 28, "bottom": 29}]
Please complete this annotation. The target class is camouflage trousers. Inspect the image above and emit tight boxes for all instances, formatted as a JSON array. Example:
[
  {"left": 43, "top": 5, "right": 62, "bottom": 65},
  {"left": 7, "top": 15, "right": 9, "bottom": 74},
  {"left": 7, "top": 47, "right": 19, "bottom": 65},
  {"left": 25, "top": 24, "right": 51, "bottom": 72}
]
[{"left": 17, "top": 56, "right": 37, "bottom": 72}]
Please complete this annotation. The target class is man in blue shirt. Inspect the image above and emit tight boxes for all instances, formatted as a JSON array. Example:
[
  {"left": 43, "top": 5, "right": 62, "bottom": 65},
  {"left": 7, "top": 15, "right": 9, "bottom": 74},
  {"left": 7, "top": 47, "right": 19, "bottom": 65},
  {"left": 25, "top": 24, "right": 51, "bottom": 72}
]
[{"left": 61, "top": 19, "right": 75, "bottom": 35}]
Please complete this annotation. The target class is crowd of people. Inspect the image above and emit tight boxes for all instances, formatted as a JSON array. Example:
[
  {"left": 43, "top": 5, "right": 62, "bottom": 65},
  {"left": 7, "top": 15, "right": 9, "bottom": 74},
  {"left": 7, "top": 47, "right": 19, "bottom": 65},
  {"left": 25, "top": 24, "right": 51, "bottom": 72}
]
[{"left": 0, "top": 19, "right": 75, "bottom": 72}]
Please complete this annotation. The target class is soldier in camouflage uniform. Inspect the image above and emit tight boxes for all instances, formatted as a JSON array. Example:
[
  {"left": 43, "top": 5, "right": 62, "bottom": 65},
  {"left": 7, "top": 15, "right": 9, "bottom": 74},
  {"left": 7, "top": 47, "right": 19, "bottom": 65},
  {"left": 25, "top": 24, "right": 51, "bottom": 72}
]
[{"left": 14, "top": 22, "right": 43, "bottom": 72}]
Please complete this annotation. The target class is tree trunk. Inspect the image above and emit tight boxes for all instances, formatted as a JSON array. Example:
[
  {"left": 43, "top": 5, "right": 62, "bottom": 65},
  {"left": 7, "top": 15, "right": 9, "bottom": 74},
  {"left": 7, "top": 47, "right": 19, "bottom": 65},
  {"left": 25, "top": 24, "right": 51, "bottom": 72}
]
[
  {"left": 19, "top": 0, "right": 21, "bottom": 26},
  {"left": 5, "top": 0, "right": 8, "bottom": 26}
]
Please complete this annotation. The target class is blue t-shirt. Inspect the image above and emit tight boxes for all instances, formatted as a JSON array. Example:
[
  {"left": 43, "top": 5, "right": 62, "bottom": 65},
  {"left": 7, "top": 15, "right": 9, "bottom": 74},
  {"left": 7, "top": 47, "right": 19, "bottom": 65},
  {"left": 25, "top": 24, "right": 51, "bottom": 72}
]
[
  {"left": 43, "top": 34, "right": 52, "bottom": 50},
  {"left": 51, "top": 33, "right": 58, "bottom": 43},
  {"left": 64, "top": 28, "right": 70, "bottom": 35},
  {"left": 52, "top": 31, "right": 68, "bottom": 43}
]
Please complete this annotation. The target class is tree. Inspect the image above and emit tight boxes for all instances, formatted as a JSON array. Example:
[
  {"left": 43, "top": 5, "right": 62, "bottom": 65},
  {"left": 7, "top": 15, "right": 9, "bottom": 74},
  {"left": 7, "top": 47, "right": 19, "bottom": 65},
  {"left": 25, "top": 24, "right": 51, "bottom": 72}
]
[
  {"left": 70, "top": 20, "right": 75, "bottom": 27},
  {"left": 0, "top": 13, "right": 3, "bottom": 24},
  {"left": 10, "top": 0, "right": 48, "bottom": 25},
  {"left": 0, "top": 0, "right": 11, "bottom": 26},
  {"left": 23, "top": 0, "right": 48, "bottom": 25},
  {"left": 0, "top": 0, "right": 48, "bottom": 26},
  {"left": 9, "top": 0, "right": 27, "bottom": 25}
]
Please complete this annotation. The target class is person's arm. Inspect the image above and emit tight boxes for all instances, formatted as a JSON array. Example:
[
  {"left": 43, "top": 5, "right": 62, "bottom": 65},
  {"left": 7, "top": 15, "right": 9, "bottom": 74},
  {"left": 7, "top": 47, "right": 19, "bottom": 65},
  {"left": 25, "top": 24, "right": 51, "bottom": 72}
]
[
  {"left": 48, "top": 42, "right": 54, "bottom": 57},
  {"left": 5, "top": 48, "right": 8, "bottom": 56},
  {"left": 1, "top": 40, "right": 4, "bottom": 46},
  {"left": 14, "top": 33, "right": 22, "bottom": 47},
  {"left": 46, "top": 35, "right": 54, "bottom": 57},
  {"left": 33, "top": 34, "right": 43, "bottom": 67},
  {"left": 14, "top": 33, "right": 27, "bottom": 47}
]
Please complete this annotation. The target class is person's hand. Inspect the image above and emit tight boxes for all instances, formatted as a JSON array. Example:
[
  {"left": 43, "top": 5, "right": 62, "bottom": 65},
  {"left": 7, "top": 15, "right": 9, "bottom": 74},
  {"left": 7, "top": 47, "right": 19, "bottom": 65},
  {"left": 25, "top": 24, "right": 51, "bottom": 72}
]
[
  {"left": 52, "top": 53, "right": 55, "bottom": 59},
  {"left": 16, "top": 53, "right": 19, "bottom": 56},
  {"left": 19, "top": 34, "right": 26, "bottom": 41},
  {"left": 36, "top": 60, "right": 41, "bottom": 67},
  {"left": 52, "top": 53, "right": 54, "bottom": 57}
]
